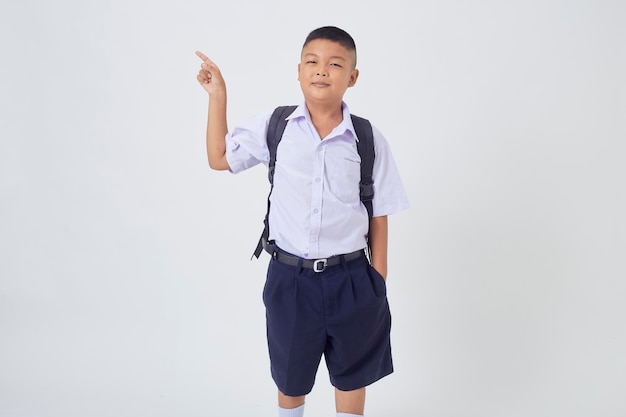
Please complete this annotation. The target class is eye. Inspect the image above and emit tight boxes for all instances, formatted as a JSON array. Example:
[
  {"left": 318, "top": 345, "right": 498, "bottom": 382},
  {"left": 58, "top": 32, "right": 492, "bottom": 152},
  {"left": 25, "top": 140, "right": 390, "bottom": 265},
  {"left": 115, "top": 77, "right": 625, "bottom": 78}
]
[
  {"left": 306, "top": 60, "right": 317, "bottom": 64},
  {"left": 331, "top": 63, "right": 343, "bottom": 68}
]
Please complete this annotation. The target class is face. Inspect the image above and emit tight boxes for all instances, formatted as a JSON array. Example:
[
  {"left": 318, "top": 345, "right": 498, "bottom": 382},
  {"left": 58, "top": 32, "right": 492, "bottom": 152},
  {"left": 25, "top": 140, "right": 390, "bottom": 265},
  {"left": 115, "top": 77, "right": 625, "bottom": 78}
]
[{"left": 298, "top": 39, "right": 359, "bottom": 105}]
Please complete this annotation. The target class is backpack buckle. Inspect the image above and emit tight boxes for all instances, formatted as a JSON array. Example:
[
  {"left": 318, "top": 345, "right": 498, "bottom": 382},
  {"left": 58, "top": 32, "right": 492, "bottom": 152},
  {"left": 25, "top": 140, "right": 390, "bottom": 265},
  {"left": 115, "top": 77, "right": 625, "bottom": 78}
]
[{"left": 313, "top": 258, "right": 327, "bottom": 273}]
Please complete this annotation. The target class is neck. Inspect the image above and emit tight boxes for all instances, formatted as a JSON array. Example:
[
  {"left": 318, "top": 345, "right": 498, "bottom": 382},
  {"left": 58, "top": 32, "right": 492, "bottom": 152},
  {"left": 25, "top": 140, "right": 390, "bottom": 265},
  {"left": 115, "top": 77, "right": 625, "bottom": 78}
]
[
  {"left": 305, "top": 100, "right": 344, "bottom": 139},
  {"left": 305, "top": 100, "right": 343, "bottom": 123}
]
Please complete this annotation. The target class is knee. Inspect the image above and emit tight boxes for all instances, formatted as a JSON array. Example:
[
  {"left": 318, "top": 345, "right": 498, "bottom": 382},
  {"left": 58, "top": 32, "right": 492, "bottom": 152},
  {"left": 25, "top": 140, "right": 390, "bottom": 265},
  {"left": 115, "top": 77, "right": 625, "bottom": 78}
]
[{"left": 278, "top": 390, "right": 305, "bottom": 409}]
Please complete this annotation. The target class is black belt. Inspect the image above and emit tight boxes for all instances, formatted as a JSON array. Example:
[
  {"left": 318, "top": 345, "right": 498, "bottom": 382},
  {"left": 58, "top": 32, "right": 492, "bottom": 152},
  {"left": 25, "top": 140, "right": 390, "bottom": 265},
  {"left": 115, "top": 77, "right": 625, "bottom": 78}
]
[{"left": 271, "top": 247, "right": 366, "bottom": 273}]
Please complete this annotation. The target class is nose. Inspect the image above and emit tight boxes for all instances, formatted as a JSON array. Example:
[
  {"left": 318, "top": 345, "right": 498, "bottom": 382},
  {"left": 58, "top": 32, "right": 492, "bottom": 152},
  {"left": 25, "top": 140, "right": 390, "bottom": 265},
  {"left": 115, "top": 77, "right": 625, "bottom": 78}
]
[{"left": 316, "top": 68, "right": 328, "bottom": 77}]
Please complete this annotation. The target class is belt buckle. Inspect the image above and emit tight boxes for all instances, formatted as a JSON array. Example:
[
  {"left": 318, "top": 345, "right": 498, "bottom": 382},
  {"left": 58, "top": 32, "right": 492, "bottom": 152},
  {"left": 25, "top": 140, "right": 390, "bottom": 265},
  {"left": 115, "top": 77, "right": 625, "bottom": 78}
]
[{"left": 313, "top": 258, "right": 327, "bottom": 273}]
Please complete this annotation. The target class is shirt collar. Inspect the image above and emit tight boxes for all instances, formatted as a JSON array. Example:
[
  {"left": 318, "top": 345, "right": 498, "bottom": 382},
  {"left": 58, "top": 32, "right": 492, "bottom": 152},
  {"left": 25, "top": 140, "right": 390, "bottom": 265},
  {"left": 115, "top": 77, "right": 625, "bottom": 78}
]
[{"left": 289, "top": 102, "right": 359, "bottom": 142}]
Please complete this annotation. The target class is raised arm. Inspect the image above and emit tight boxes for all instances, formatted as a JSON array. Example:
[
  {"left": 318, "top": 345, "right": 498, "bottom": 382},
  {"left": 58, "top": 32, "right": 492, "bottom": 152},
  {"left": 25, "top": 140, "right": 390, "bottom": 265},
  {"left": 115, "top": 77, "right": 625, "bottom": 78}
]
[
  {"left": 369, "top": 215, "right": 388, "bottom": 280},
  {"left": 196, "top": 51, "right": 230, "bottom": 170}
]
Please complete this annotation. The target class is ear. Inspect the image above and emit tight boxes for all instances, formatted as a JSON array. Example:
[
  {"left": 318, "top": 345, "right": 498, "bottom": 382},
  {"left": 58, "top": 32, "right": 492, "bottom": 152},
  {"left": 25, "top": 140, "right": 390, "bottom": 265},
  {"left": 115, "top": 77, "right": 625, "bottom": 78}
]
[
  {"left": 348, "top": 68, "right": 359, "bottom": 87},
  {"left": 297, "top": 63, "right": 301, "bottom": 81}
]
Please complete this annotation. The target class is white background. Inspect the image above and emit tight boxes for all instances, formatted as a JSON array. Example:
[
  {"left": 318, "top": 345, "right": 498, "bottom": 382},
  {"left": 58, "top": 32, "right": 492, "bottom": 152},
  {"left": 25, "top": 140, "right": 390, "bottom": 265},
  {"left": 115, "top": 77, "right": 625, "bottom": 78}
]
[{"left": 1, "top": 1, "right": 625, "bottom": 416}]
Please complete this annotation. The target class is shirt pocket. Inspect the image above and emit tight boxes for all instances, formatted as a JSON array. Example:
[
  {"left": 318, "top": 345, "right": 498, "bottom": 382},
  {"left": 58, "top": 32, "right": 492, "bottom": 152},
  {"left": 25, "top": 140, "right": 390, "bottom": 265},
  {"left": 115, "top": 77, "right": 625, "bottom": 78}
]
[{"left": 325, "top": 151, "right": 361, "bottom": 204}]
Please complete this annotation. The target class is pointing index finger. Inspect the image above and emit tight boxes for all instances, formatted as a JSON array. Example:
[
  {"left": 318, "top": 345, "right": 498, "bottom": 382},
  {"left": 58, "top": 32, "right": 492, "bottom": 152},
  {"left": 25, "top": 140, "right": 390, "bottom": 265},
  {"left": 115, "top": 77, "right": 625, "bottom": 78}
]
[{"left": 195, "top": 50, "right": 212, "bottom": 64}]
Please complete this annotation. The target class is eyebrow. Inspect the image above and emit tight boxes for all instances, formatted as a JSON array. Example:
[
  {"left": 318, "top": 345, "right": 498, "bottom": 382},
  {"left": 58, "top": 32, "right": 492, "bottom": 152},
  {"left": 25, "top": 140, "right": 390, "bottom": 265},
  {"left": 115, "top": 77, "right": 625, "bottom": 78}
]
[{"left": 303, "top": 53, "right": 347, "bottom": 61}]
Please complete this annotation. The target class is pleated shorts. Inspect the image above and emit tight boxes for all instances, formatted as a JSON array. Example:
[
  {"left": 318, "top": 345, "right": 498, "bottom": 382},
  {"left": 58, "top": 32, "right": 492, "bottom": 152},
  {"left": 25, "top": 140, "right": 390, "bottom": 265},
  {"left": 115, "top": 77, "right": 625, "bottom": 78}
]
[{"left": 262, "top": 252, "right": 393, "bottom": 396}]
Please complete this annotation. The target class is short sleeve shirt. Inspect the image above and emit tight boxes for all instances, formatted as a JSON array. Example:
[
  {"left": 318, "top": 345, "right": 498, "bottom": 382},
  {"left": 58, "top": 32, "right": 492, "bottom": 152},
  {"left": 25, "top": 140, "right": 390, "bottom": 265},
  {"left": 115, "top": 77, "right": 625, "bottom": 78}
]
[{"left": 226, "top": 102, "right": 409, "bottom": 259}]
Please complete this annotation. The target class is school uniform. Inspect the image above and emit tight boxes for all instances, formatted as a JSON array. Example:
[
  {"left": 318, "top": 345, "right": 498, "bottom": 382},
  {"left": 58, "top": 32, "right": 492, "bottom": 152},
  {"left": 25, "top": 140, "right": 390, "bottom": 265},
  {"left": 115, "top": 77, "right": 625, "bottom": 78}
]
[{"left": 225, "top": 102, "right": 409, "bottom": 396}]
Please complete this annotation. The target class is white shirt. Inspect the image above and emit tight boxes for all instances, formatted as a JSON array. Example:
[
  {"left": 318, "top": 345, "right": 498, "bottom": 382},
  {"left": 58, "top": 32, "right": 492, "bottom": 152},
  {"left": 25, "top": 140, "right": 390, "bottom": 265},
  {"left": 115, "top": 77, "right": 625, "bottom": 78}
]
[{"left": 226, "top": 102, "right": 409, "bottom": 259}]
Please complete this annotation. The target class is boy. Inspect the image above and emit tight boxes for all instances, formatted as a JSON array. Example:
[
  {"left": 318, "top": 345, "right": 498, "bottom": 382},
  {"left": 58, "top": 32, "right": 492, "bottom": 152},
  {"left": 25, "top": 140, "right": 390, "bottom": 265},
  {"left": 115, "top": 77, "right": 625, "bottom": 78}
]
[{"left": 195, "top": 26, "right": 409, "bottom": 417}]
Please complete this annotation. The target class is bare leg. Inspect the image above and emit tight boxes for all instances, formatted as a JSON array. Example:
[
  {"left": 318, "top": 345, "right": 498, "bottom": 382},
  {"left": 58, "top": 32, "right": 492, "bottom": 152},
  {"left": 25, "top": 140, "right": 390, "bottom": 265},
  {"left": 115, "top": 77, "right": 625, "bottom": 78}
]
[
  {"left": 335, "top": 387, "right": 366, "bottom": 415},
  {"left": 278, "top": 390, "right": 305, "bottom": 409}
]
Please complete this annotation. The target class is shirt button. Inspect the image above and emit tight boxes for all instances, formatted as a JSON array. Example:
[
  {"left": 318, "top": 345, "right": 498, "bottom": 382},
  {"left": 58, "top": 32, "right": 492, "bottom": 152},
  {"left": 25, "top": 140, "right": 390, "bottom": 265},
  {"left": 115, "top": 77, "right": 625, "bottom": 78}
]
[
  {"left": 314, "top": 209, "right": 319, "bottom": 213},
  {"left": 315, "top": 177, "right": 321, "bottom": 182}
]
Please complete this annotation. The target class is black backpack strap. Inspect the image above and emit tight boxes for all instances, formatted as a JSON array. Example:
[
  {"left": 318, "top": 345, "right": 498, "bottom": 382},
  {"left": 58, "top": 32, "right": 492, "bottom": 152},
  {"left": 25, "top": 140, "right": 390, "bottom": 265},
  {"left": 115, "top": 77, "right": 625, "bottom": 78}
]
[
  {"left": 252, "top": 105, "right": 298, "bottom": 259},
  {"left": 351, "top": 114, "right": 375, "bottom": 260}
]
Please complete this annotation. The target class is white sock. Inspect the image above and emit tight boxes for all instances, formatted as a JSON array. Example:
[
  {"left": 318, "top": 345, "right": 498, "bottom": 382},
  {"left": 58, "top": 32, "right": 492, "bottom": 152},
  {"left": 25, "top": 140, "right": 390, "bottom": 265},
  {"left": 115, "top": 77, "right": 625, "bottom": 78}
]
[
  {"left": 336, "top": 413, "right": 363, "bottom": 417},
  {"left": 278, "top": 403, "right": 304, "bottom": 417}
]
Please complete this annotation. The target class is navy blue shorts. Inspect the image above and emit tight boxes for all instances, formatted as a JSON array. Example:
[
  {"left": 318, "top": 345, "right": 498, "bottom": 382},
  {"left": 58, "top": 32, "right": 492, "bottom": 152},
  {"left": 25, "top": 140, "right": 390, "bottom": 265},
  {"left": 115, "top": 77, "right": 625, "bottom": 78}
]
[{"left": 262, "top": 251, "right": 393, "bottom": 396}]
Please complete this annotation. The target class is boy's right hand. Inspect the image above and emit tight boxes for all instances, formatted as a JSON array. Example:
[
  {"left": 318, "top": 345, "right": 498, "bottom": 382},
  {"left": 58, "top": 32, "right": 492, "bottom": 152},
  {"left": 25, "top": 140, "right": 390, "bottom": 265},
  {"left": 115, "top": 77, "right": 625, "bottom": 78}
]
[{"left": 195, "top": 51, "right": 226, "bottom": 96}]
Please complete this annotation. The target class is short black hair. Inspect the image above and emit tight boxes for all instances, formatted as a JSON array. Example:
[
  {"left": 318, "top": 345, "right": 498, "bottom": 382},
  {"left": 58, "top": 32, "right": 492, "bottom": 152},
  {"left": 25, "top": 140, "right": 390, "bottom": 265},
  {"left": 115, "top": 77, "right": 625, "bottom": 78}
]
[{"left": 303, "top": 26, "right": 357, "bottom": 65}]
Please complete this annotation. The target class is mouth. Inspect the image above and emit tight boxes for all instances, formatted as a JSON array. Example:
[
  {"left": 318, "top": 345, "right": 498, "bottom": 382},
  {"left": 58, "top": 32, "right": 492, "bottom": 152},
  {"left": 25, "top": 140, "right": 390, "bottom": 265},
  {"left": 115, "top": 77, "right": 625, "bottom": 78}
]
[{"left": 312, "top": 81, "right": 330, "bottom": 88}]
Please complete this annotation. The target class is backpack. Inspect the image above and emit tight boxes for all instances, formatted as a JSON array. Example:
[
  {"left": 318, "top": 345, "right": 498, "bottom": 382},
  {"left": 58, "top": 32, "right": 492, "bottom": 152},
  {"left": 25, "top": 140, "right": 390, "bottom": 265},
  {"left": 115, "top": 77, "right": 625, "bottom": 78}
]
[{"left": 252, "top": 105, "right": 375, "bottom": 260}]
